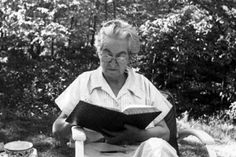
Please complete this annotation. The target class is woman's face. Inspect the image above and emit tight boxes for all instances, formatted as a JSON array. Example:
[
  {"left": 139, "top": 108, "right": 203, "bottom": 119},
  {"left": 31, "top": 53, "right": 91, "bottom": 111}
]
[{"left": 99, "top": 37, "right": 129, "bottom": 79}]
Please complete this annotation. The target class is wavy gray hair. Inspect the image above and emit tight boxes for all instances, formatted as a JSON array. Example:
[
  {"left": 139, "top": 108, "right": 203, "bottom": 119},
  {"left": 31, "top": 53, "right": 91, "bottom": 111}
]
[{"left": 94, "top": 19, "right": 140, "bottom": 55}]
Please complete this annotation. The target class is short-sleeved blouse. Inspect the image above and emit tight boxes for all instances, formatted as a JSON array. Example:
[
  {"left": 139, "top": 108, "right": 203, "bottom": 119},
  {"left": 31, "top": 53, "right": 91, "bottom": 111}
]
[{"left": 55, "top": 66, "right": 172, "bottom": 127}]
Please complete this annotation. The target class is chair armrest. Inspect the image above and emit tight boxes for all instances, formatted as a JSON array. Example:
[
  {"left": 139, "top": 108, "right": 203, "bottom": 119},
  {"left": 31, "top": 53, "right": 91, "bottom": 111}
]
[
  {"left": 178, "top": 128, "right": 217, "bottom": 157},
  {"left": 178, "top": 128, "right": 215, "bottom": 145},
  {"left": 72, "top": 126, "right": 86, "bottom": 141},
  {"left": 71, "top": 126, "right": 86, "bottom": 157}
]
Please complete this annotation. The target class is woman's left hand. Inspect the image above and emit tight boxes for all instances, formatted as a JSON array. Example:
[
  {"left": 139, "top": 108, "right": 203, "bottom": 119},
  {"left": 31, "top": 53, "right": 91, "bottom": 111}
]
[{"left": 102, "top": 124, "right": 143, "bottom": 145}]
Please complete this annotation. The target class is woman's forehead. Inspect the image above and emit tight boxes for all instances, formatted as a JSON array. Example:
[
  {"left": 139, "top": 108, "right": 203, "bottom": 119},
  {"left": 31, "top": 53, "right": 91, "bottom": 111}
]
[{"left": 102, "top": 37, "right": 129, "bottom": 53}]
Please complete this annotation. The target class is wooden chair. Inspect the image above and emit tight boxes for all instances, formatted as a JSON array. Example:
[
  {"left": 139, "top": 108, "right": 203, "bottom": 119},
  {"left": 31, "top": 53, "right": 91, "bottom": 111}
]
[{"left": 70, "top": 91, "right": 217, "bottom": 157}]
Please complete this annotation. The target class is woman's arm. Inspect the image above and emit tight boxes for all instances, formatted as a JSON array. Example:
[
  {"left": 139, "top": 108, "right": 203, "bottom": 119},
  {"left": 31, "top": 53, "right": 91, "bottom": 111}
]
[
  {"left": 139, "top": 119, "right": 170, "bottom": 141},
  {"left": 52, "top": 112, "right": 73, "bottom": 140}
]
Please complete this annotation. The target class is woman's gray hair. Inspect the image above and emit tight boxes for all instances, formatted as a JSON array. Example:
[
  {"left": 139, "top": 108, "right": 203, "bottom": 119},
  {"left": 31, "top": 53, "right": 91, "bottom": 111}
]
[{"left": 94, "top": 19, "right": 140, "bottom": 55}]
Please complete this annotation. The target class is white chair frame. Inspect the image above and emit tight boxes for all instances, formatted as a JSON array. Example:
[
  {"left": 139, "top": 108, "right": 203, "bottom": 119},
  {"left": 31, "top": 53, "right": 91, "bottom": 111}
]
[
  {"left": 71, "top": 126, "right": 217, "bottom": 157},
  {"left": 70, "top": 91, "right": 217, "bottom": 157}
]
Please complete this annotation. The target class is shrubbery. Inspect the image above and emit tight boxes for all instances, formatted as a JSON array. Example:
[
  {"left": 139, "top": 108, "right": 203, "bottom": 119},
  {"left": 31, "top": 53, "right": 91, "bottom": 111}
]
[
  {"left": 0, "top": 47, "right": 98, "bottom": 119},
  {"left": 137, "top": 3, "right": 236, "bottom": 119},
  {"left": 0, "top": 0, "right": 235, "bottom": 121}
]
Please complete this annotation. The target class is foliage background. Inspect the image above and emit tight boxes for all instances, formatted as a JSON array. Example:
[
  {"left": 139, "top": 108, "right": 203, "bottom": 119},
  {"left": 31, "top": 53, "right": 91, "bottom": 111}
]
[{"left": 0, "top": 0, "right": 235, "bottom": 121}]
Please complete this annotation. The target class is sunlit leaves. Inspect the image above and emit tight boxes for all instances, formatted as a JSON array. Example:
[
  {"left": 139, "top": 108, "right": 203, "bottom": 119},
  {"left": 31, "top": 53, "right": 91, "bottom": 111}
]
[
  {"left": 0, "top": 0, "right": 99, "bottom": 57},
  {"left": 138, "top": 1, "right": 236, "bottom": 117},
  {"left": 0, "top": 0, "right": 235, "bottom": 119}
]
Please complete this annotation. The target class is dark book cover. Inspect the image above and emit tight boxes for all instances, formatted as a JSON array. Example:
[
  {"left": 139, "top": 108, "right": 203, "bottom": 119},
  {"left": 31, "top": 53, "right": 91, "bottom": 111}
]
[{"left": 66, "top": 101, "right": 161, "bottom": 135}]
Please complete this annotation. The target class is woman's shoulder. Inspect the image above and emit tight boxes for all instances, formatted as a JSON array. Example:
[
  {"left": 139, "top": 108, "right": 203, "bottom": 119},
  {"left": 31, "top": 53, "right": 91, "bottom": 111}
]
[
  {"left": 73, "top": 69, "right": 98, "bottom": 83},
  {"left": 80, "top": 69, "right": 96, "bottom": 76},
  {"left": 129, "top": 68, "right": 151, "bottom": 83}
]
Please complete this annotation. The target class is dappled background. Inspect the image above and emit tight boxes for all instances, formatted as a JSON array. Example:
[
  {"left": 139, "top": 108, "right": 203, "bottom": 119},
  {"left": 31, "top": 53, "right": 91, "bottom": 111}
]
[
  {"left": 0, "top": 0, "right": 236, "bottom": 156},
  {"left": 0, "top": 0, "right": 235, "bottom": 121}
]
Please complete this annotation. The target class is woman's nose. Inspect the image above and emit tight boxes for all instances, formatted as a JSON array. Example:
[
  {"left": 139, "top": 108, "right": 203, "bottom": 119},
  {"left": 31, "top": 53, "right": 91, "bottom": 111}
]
[{"left": 109, "top": 58, "right": 118, "bottom": 67}]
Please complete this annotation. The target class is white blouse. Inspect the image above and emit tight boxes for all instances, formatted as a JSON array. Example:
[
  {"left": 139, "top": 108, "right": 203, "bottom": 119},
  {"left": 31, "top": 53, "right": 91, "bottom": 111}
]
[{"left": 55, "top": 66, "right": 172, "bottom": 127}]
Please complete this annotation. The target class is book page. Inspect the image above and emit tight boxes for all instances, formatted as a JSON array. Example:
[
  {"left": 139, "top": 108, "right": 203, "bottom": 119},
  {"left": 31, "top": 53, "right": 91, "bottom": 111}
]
[{"left": 122, "top": 105, "right": 159, "bottom": 115}]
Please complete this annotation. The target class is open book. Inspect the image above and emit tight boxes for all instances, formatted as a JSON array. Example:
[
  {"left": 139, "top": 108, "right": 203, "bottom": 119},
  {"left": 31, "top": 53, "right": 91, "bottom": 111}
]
[{"left": 66, "top": 101, "right": 161, "bottom": 135}]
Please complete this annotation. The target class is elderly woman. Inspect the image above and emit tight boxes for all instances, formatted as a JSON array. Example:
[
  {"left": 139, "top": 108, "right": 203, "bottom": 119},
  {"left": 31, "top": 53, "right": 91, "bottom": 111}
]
[{"left": 52, "top": 19, "right": 178, "bottom": 157}]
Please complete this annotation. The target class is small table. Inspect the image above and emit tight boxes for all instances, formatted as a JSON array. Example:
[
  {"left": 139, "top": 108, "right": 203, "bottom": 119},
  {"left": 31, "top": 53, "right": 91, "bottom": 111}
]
[{"left": 0, "top": 148, "right": 38, "bottom": 157}]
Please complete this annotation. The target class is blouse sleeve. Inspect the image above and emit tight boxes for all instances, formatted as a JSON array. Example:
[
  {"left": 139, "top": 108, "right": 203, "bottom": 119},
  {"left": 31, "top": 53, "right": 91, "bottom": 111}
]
[
  {"left": 55, "top": 76, "right": 81, "bottom": 116},
  {"left": 146, "top": 79, "right": 173, "bottom": 124}
]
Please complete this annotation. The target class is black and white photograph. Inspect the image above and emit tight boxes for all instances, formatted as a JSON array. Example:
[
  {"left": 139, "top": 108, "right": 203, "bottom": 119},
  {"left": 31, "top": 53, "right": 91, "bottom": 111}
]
[{"left": 0, "top": 0, "right": 235, "bottom": 157}]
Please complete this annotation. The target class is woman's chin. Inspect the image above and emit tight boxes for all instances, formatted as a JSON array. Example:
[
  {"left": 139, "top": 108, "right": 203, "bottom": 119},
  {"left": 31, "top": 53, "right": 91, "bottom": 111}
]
[{"left": 105, "top": 71, "right": 122, "bottom": 78}]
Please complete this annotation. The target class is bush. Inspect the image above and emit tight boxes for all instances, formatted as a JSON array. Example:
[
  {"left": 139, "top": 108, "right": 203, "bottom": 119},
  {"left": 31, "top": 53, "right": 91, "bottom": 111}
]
[
  {"left": 1, "top": 0, "right": 235, "bottom": 120},
  {"left": 227, "top": 102, "right": 236, "bottom": 124},
  {"left": 138, "top": 4, "right": 236, "bottom": 118},
  {"left": 0, "top": 46, "right": 98, "bottom": 119}
]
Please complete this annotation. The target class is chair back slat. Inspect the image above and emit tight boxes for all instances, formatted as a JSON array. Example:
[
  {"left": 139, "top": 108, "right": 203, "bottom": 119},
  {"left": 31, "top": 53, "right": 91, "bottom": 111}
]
[{"left": 161, "top": 90, "right": 180, "bottom": 155}]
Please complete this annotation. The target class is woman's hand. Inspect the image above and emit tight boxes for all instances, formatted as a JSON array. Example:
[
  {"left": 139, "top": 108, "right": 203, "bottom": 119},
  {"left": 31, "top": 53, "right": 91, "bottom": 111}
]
[
  {"left": 52, "top": 112, "right": 72, "bottom": 140},
  {"left": 102, "top": 124, "right": 144, "bottom": 145}
]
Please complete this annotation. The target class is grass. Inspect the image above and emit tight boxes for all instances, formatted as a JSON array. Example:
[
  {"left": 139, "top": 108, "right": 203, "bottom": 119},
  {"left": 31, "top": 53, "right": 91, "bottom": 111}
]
[
  {"left": 0, "top": 116, "right": 74, "bottom": 157},
  {"left": 177, "top": 111, "right": 236, "bottom": 144},
  {"left": 0, "top": 114, "right": 235, "bottom": 157},
  {"left": 177, "top": 112, "right": 236, "bottom": 157}
]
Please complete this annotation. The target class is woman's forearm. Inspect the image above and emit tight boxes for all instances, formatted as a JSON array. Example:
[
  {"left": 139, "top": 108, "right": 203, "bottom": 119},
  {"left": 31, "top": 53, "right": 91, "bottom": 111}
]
[
  {"left": 52, "top": 116, "right": 72, "bottom": 140},
  {"left": 139, "top": 120, "right": 170, "bottom": 142}
]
